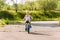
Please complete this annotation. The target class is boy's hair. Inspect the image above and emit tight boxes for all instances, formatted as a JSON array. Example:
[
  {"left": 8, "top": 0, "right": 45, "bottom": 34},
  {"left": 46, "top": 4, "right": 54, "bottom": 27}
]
[{"left": 26, "top": 10, "right": 30, "bottom": 14}]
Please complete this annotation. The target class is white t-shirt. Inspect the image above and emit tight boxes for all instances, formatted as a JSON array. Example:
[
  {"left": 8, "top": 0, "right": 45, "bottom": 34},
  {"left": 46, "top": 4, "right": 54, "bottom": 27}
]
[{"left": 25, "top": 15, "right": 30, "bottom": 21}]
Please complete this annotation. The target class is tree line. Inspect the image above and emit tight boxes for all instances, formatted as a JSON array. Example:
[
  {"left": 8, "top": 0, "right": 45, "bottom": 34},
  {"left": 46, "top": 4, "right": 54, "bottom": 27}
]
[{"left": 0, "top": 0, "right": 60, "bottom": 12}]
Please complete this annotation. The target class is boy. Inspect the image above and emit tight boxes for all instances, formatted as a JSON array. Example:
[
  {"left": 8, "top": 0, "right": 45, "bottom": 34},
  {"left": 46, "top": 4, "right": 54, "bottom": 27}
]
[{"left": 24, "top": 10, "right": 32, "bottom": 31}]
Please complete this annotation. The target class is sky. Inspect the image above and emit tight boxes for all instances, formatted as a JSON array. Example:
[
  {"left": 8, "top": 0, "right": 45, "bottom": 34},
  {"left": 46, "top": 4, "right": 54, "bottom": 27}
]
[
  {"left": 5, "top": 0, "right": 26, "bottom": 5},
  {"left": 5, "top": 0, "right": 34, "bottom": 5}
]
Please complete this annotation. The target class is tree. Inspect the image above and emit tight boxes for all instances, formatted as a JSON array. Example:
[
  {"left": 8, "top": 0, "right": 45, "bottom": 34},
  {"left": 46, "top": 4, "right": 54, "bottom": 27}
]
[
  {"left": 11, "top": 0, "right": 18, "bottom": 12},
  {"left": 24, "top": 1, "right": 34, "bottom": 10},
  {"left": 35, "top": 0, "right": 58, "bottom": 13},
  {"left": 0, "top": 0, "right": 6, "bottom": 10},
  {"left": 56, "top": 0, "right": 60, "bottom": 10}
]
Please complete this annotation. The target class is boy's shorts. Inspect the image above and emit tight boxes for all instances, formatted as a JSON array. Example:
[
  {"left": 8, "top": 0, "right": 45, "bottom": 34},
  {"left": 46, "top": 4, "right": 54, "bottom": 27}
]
[{"left": 26, "top": 21, "right": 30, "bottom": 23}]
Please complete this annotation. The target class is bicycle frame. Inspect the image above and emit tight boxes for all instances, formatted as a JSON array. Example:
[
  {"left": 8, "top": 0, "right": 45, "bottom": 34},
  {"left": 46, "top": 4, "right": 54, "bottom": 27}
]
[{"left": 25, "top": 23, "right": 31, "bottom": 33}]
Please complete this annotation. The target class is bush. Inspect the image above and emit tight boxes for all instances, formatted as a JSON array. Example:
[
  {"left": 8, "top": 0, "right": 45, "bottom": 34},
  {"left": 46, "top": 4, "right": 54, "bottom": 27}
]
[
  {"left": 15, "top": 11, "right": 60, "bottom": 21},
  {"left": 0, "top": 11, "right": 15, "bottom": 20},
  {"left": 0, "top": 10, "right": 60, "bottom": 21},
  {"left": 0, "top": 19, "right": 6, "bottom": 27},
  {"left": 17, "top": 11, "right": 25, "bottom": 19},
  {"left": 44, "top": 11, "right": 60, "bottom": 18}
]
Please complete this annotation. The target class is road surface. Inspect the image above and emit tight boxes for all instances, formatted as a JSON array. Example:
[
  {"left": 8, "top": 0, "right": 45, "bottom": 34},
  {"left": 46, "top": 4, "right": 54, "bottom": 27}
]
[{"left": 0, "top": 21, "right": 60, "bottom": 40}]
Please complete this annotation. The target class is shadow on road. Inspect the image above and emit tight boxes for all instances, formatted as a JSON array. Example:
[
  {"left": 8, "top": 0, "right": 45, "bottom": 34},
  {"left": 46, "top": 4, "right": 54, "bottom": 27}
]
[{"left": 29, "top": 32, "right": 51, "bottom": 36}]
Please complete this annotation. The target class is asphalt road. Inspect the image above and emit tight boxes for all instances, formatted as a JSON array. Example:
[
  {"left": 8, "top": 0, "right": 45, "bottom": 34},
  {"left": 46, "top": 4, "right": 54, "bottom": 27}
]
[{"left": 0, "top": 21, "right": 60, "bottom": 40}]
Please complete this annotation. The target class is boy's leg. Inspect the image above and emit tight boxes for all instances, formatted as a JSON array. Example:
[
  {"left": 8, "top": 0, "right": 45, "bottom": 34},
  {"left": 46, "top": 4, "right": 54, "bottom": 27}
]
[
  {"left": 29, "top": 21, "right": 32, "bottom": 28},
  {"left": 25, "top": 23, "right": 28, "bottom": 31},
  {"left": 25, "top": 23, "right": 27, "bottom": 27}
]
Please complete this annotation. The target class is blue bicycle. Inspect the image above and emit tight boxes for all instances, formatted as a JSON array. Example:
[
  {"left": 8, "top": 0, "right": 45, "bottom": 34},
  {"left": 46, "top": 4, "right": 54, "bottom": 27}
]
[{"left": 25, "top": 23, "right": 31, "bottom": 33}]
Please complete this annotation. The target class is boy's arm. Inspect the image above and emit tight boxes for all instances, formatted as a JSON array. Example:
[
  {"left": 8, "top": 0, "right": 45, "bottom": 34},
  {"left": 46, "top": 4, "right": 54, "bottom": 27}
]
[{"left": 30, "top": 15, "right": 33, "bottom": 20}]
